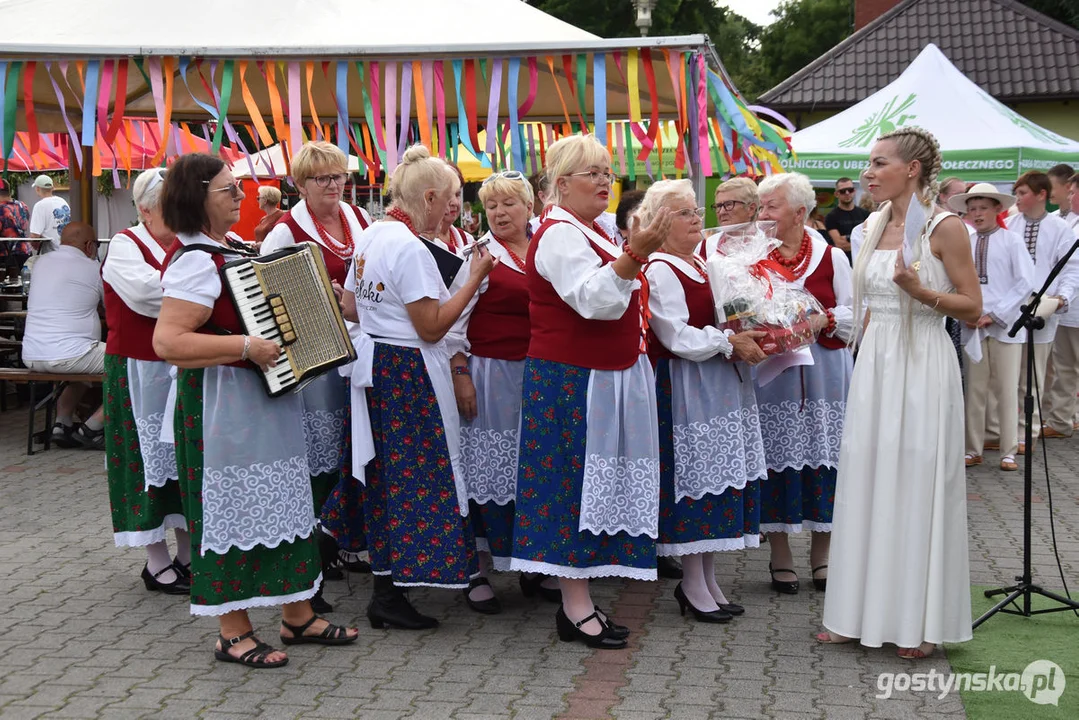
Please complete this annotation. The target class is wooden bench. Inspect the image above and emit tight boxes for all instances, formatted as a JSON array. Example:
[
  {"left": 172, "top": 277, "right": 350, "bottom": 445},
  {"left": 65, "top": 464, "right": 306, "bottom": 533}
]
[{"left": 0, "top": 368, "right": 104, "bottom": 455}]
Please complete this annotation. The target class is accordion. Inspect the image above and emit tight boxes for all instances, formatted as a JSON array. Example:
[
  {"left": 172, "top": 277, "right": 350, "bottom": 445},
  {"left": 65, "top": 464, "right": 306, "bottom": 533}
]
[{"left": 220, "top": 243, "right": 356, "bottom": 397}]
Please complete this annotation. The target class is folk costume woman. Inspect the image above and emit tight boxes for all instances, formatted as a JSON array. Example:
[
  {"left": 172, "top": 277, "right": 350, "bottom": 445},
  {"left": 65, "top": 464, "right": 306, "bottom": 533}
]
[
  {"left": 754, "top": 173, "right": 855, "bottom": 595},
  {"left": 101, "top": 168, "right": 189, "bottom": 595},
  {"left": 261, "top": 142, "right": 373, "bottom": 609},
  {"left": 333, "top": 145, "right": 497, "bottom": 630},
  {"left": 154, "top": 153, "right": 357, "bottom": 669},
  {"left": 454, "top": 170, "right": 544, "bottom": 614},
  {"left": 821, "top": 127, "right": 979, "bottom": 659},
  {"left": 509, "top": 135, "right": 672, "bottom": 650},
  {"left": 640, "top": 180, "right": 769, "bottom": 624}
]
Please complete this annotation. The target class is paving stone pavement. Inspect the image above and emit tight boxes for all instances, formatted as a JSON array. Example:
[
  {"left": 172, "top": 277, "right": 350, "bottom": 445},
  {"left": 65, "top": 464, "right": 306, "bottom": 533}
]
[{"left": 1, "top": 405, "right": 1077, "bottom": 719}]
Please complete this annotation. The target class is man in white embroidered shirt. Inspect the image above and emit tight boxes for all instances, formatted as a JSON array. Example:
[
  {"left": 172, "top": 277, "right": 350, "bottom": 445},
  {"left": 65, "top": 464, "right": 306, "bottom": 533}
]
[{"left": 21, "top": 222, "right": 107, "bottom": 449}]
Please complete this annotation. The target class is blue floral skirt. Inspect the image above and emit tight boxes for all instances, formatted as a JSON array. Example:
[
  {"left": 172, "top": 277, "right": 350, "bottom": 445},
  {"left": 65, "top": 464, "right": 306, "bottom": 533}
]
[
  {"left": 655, "top": 358, "right": 761, "bottom": 556},
  {"left": 509, "top": 358, "right": 657, "bottom": 580},
  {"left": 470, "top": 500, "right": 515, "bottom": 571},
  {"left": 320, "top": 402, "right": 368, "bottom": 552},
  {"left": 759, "top": 465, "right": 836, "bottom": 534},
  {"left": 360, "top": 343, "right": 476, "bottom": 588}
]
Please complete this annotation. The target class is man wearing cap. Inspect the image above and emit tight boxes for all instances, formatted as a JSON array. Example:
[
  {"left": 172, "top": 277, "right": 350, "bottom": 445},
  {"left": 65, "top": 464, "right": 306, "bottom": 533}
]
[
  {"left": 21, "top": 221, "right": 106, "bottom": 449},
  {"left": 950, "top": 185, "right": 1034, "bottom": 472},
  {"left": 1006, "top": 171, "right": 1079, "bottom": 452},
  {"left": 0, "top": 179, "right": 31, "bottom": 276},
  {"left": 29, "top": 175, "right": 71, "bottom": 253},
  {"left": 1043, "top": 172, "right": 1079, "bottom": 438}
]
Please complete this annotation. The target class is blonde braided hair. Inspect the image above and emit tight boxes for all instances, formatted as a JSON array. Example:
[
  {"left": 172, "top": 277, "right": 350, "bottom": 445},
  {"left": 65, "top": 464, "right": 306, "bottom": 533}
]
[{"left": 877, "top": 126, "right": 943, "bottom": 208}]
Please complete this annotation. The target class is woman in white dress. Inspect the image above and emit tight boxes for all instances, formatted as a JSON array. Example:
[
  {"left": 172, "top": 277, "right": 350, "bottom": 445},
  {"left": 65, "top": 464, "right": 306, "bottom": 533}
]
[{"left": 819, "top": 127, "right": 982, "bottom": 658}]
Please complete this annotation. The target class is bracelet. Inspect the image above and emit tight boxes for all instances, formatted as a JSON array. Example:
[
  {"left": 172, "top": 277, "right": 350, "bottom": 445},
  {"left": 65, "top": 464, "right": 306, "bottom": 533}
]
[
  {"left": 240, "top": 335, "right": 251, "bottom": 361},
  {"left": 451, "top": 365, "right": 470, "bottom": 376},
  {"left": 930, "top": 294, "right": 941, "bottom": 311},
  {"left": 824, "top": 309, "right": 836, "bottom": 336},
  {"left": 624, "top": 247, "right": 648, "bottom": 265}
]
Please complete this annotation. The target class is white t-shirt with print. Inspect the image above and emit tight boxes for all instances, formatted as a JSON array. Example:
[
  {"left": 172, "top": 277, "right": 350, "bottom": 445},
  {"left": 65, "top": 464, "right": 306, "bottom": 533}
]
[{"left": 29, "top": 196, "right": 71, "bottom": 250}]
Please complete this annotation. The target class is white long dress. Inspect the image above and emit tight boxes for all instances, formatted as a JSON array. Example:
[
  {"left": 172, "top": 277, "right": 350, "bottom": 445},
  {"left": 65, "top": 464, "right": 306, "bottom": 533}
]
[{"left": 822, "top": 213, "right": 973, "bottom": 648}]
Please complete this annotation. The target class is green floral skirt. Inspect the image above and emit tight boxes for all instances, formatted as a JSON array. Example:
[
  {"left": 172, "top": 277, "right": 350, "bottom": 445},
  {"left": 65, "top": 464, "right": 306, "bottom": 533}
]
[
  {"left": 175, "top": 367, "right": 321, "bottom": 616},
  {"left": 103, "top": 353, "right": 185, "bottom": 546}
]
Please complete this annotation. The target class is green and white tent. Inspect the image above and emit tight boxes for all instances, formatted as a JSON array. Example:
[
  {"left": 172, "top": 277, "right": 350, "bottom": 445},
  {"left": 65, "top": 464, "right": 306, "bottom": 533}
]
[{"left": 786, "top": 44, "right": 1079, "bottom": 185}]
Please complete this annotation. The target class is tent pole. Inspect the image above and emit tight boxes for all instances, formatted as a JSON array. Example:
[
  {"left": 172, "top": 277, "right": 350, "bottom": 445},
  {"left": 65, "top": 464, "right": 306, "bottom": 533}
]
[{"left": 80, "top": 146, "right": 94, "bottom": 226}]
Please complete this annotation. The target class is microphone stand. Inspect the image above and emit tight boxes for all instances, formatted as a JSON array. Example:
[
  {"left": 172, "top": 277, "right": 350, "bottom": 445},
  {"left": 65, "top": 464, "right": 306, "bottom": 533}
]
[{"left": 974, "top": 235, "right": 1079, "bottom": 628}]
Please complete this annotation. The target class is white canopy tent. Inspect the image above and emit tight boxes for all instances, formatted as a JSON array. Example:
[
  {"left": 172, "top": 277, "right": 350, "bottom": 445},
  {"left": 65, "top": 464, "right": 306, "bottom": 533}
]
[{"left": 786, "top": 44, "right": 1079, "bottom": 184}]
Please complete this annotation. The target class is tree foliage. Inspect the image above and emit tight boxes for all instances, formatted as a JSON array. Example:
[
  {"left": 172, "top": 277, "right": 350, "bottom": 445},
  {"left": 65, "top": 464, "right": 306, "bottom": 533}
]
[{"left": 1019, "top": 0, "right": 1079, "bottom": 29}]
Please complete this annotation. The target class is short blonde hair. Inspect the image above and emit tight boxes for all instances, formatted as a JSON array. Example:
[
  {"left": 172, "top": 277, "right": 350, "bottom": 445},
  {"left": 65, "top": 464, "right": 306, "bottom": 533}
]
[
  {"left": 388, "top": 144, "right": 455, "bottom": 221},
  {"left": 758, "top": 172, "right": 816, "bottom": 214},
  {"left": 714, "top": 177, "right": 759, "bottom": 206},
  {"left": 478, "top": 173, "right": 534, "bottom": 209},
  {"left": 545, "top": 135, "right": 610, "bottom": 205},
  {"left": 258, "top": 185, "right": 282, "bottom": 206},
  {"left": 636, "top": 179, "right": 694, "bottom": 227},
  {"left": 291, "top": 141, "right": 348, "bottom": 187}
]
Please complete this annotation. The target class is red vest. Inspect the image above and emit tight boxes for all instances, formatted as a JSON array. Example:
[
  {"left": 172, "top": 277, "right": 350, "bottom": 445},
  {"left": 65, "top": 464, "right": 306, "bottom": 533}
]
[
  {"left": 161, "top": 241, "right": 255, "bottom": 370},
  {"left": 468, "top": 260, "right": 530, "bottom": 361},
  {"left": 646, "top": 258, "right": 714, "bottom": 363},
  {"left": 103, "top": 229, "right": 164, "bottom": 362},
  {"left": 526, "top": 220, "right": 641, "bottom": 371},
  {"left": 279, "top": 204, "right": 370, "bottom": 285},
  {"left": 803, "top": 246, "right": 846, "bottom": 350}
]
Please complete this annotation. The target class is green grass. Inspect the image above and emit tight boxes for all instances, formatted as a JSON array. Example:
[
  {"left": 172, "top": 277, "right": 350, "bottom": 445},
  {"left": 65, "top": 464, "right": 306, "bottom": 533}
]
[{"left": 943, "top": 585, "right": 1079, "bottom": 719}]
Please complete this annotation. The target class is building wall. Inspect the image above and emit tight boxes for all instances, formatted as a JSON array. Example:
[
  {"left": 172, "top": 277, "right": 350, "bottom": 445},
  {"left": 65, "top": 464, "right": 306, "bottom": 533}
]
[{"left": 787, "top": 101, "right": 1079, "bottom": 142}]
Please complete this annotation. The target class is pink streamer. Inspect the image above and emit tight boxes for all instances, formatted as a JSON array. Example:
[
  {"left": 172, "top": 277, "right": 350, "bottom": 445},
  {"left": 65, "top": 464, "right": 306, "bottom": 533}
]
[
  {"left": 434, "top": 62, "right": 447, "bottom": 159},
  {"left": 287, "top": 62, "right": 302, "bottom": 158},
  {"left": 398, "top": 61, "right": 412, "bottom": 157},
  {"left": 485, "top": 59, "right": 503, "bottom": 155},
  {"left": 96, "top": 60, "right": 113, "bottom": 137},
  {"left": 696, "top": 55, "right": 712, "bottom": 176},
  {"left": 369, "top": 61, "right": 386, "bottom": 151},
  {"left": 384, "top": 61, "right": 398, "bottom": 173}
]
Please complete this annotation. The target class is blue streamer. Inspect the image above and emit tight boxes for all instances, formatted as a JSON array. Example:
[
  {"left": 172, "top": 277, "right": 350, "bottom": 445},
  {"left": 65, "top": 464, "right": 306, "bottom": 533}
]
[
  {"left": 593, "top": 53, "right": 607, "bottom": 147},
  {"left": 335, "top": 61, "right": 350, "bottom": 156},
  {"left": 508, "top": 57, "right": 522, "bottom": 171},
  {"left": 178, "top": 58, "right": 221, "bottom": 118},
  {"left": 81, "top": 60, "right": 100, "bottom": 147}
]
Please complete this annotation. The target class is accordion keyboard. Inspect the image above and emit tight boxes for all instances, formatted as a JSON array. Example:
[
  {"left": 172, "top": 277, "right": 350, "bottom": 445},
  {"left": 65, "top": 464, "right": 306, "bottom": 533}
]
[{"left": 224, "top": 262, "right": 299, "bottom": 394}]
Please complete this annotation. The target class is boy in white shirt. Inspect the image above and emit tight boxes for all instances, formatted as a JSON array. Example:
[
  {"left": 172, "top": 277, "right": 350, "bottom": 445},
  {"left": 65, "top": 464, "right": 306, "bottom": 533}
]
[
  {"left": 950, "top": 185, "right": 1034, "bottom": 471},
  {"left": 1043, "top": 172, "right": 1079, "bottom": 438}
]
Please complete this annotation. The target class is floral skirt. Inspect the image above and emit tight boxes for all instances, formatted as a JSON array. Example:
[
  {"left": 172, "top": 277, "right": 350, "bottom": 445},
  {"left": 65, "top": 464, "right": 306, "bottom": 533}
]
[
  {"left": 759, "top": 465, "right": 836, "bottom": 534},
  {"left": 103, "top": 353, "right": 185, "bottom": 547},
  {"left": 361, "top": 344, "right": 476, "bottom": 588},
  {"left": 175, "top": 368, "right": 321, "bottom": 615},
  {"left": 655, "top": 358, "right": 760, "bottom": 556},
  {"left": 470, "top": 500, "right": 515, "bottom": 571},
  {"left": 320, "top": 401, "right": 368, "bottom": 552},
  {"left": 509, "top": 358, "right": 657, "bottom": 580}
]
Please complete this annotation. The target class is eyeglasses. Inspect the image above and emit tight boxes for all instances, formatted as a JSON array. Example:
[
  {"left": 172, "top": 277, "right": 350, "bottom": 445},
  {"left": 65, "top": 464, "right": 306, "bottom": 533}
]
[
  {"left": 482, "top": 170, "right": 527, "bottom": 186},
  {"left": 569, "top": 170, "right": 614, "bottom": 185},
  {"left": 673, "top": 207, "right": 706, "bottom": 220},
  {"left": 836, "top": 188, "right": 856, "bottom": 195},
  {"left": 712, "top": 199, "right": 748, "bottom": 212},
  {"left": 203, "top": 180, "right": 243, "bottom": 199},
  {"left": 309, "top": 173, "right": 348, "bottom": 188}
]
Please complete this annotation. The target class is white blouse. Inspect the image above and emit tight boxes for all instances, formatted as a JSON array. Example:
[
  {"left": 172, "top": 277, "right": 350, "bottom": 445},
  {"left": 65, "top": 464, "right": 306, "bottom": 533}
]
[
  {"left": 101, "top": 224, "right": 168, "bottom": 318},
  {"left": 645, "top": 253, "right": 733, "bottom": 362}
]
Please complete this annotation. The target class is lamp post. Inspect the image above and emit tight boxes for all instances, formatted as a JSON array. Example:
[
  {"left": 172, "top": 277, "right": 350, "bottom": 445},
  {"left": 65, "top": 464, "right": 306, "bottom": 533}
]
[{"left": 633, "top": 0, "right": 657, "bottom": 37}]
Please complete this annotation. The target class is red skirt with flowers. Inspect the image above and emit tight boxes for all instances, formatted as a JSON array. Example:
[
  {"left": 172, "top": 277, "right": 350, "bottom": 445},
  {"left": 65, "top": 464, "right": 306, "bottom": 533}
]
[{"left": 361, "top": 343, "right": 477, "bottom": 588}]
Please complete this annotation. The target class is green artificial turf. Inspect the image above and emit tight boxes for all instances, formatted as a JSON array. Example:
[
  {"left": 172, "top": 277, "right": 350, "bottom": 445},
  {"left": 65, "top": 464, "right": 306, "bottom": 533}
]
[{"left": 941, "top": 585, "right": 1078, "bottom": 719}]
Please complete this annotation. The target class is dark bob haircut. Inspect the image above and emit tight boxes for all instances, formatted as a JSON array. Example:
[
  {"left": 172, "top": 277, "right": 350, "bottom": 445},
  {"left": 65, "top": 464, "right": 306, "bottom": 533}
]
[
  {"left": 615, "top": 189, "right": 646, "bottom": 232},
  {"left": 161, "top": 153, "right": 227, "bottom": 236}
]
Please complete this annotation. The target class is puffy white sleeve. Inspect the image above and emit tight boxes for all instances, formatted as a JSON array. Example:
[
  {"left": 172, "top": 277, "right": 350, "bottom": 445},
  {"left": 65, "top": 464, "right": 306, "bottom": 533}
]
[
  {"left": 161, "top": 250, "right": 220, "bottom": 309},
  {"left": 645, "top": 262, "right": 732, "bottom": 361},
  {"left": 101, "top": 233, "right": 163, "bottom": 318},
  {"left": 260, "top": 223, "right": 297, "bottom": 256},
  {"left": 1053, "top": 224, "right": 1079, "bottom": 310},
  {"left": 828, "top": 247, "right": 855, "bottom": 343},
  {"left": 444, "top": 261, "right": 480, "bottom": 357},
  {"left": 533, "top": 223, "right": 637, "bottom": 321},
  {"left": 849, "top": 222, "right": 866, "bottom": 262}
]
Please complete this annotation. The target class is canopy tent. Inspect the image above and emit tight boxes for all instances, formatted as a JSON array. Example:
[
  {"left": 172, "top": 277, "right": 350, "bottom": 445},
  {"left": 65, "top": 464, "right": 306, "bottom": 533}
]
[
  {"left": 786, "top": 44, "right": 1079, "bottom": 184},
  {"left": 0, "top": 0, "right": 790, "bottom": 190},
  {"left": 230, "top": 142, "right": 362, "bottom": 179}
]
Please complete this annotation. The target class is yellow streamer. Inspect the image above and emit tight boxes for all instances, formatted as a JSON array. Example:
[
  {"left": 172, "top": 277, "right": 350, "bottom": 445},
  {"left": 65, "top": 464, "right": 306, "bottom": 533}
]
[{"left": 627, "top": 49, "right": 641, "bottom": 123}]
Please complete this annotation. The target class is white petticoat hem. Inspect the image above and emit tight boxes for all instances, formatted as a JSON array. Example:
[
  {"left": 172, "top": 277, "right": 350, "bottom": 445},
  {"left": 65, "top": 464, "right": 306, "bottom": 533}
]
[
  {"left": 189, "top": 572, "right": 322, "bottom": 617},
  {"left": 371, "top": 568, "right": 480, "bottom": 589},
  {"left": 657, "top": 537, "right": 756, "bottom": 556},
  {"left": 112, "top": 514, "right": 187, "bottom": 548},
  {"left": 199, "top": 525, "right": 316, "bottom": 558},
  {"left": 760, "top": 521, "right": 832, "bottom": 534},
  {"left": 509, "top": 557, "right": 657, "bottom": 581}
]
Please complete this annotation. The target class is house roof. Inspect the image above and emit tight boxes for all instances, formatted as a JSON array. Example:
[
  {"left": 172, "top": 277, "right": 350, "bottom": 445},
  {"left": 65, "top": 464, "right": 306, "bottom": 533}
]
[{"left": 758, "top": 0, "right": 1079, "bottom": 109}]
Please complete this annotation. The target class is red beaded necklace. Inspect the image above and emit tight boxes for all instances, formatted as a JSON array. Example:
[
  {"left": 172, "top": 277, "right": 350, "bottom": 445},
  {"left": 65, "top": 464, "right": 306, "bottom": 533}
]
[
  {"left": 769, "top": 230, "right": 813, "bottom": 279},
  {"left": 386, "top": 207, "right": 420, "bottom": 237},
  {"left": 310, "top": 207, "right": 355, "bottom": 259},
  {"left": 493, "top": 234, "right": 528, "bottom": 271}
]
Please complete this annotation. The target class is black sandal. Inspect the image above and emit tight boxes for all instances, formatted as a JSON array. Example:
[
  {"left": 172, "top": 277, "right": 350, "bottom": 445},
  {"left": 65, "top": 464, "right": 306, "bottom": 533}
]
[
  {"left": 812, "top": 564, "right": 828, "bottom": 591},
  {"left": 280, "top": 615, "right": 358, "bottom": 646},
  {"left": 214, "top": 631, "right": 288, "bottom": 669}
]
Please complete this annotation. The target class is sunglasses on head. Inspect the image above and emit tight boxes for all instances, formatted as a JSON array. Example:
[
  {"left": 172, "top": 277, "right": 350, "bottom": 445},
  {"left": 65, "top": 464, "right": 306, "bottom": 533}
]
[{"left": 481, "top": 170, "right": 528, "bottom": 186}]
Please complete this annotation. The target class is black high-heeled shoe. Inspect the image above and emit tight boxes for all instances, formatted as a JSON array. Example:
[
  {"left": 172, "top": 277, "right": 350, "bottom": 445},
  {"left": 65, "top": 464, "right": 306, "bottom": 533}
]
[
  {"left": 519, "top": 573, "right": 562, "bottom": 603},
  {"left": 142, "top": 563, "right": 190, "bottom": 595},
  {"left": 812, "top": 564, "right": 828, "bottom": 592},
  {"left": 673, "top": 583, "right": 732, "bottom": 623},
  {"left": 172, "top": 558, "right": 191, "bottom": 582},
  {"left": 718, "top": 602, "right": 745, "bottom": 616},
  {"left": 555, "top": 606, "right": 627, "bottom": 649},
  {"left": 463, "top": 577, "right": 502, "bottom": 615},
  {"left": 769, "top": 562, "right": 799, "bottom": 594},
  {"left": 367, "top": 577, "right": 438, "bottom": 630},
  {"left": 593, "top": 605, "right": 630, "bottom": 639}
]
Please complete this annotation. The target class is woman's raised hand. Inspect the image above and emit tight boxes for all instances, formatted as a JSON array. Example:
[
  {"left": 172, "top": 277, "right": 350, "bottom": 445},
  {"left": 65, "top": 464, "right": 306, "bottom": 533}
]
[{"left": 629, "top": 208, "right": 673, "bottom": 258}]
